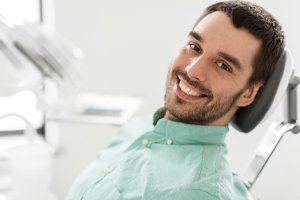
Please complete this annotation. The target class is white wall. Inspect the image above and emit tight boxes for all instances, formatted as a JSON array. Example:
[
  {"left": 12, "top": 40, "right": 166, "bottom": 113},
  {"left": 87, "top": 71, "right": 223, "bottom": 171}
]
[{"left": 54, "top": 0, "right": 300, "bottom": 199}]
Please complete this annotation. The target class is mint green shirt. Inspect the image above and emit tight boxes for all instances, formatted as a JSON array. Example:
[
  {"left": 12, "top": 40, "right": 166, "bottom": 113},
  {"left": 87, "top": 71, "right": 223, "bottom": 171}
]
[{"left": 66, "top": 117, "right": 248, "bottom": 200}]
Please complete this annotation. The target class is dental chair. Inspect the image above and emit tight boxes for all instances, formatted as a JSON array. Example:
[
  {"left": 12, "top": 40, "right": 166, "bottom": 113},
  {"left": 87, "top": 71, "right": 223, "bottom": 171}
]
[{"left": 231, "top": 49, "right": 300, "bottom": 199}]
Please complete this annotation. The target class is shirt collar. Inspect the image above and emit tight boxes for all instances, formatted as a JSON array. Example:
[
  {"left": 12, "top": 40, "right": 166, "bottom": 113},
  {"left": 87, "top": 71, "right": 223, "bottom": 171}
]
[{"left": 153, "top": 118, "right": 228, "bottom": 145}]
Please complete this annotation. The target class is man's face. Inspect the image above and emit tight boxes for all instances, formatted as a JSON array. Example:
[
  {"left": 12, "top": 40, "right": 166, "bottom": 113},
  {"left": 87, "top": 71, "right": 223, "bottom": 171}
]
[{"left": 164, "top": 11, "right": 262, "bottom": 125}]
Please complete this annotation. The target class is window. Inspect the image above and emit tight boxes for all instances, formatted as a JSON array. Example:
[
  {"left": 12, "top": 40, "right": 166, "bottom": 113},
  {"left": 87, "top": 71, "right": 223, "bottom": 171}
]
[{"left": 0, "top": 0, "right": 41, "bottom": 24}]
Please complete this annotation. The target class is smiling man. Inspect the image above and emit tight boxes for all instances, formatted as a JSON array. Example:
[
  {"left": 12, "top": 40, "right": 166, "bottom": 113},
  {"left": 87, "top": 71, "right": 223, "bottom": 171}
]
[
  {"left": 165, "top": 11, "right": 262, "bottom": 126},
  {"left": 66, "top": 1, "right": 284, "bottom": 200}
]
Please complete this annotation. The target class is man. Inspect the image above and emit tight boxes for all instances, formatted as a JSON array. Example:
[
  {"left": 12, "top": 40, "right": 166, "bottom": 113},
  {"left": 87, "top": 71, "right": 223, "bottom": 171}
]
[{"left": 66, "top": 1, "right": 284, "bottom": 199}]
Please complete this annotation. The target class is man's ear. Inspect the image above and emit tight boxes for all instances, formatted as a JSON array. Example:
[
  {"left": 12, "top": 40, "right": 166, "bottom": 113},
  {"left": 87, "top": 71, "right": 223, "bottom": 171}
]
[{"left": 236, "top": 82, "right": 264, "bottom": 107}]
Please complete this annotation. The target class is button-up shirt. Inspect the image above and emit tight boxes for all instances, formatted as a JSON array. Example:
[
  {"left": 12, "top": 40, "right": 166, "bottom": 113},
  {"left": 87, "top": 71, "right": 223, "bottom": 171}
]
[{"left": 66, "top": 117, "right": 248, "bottom": 200}]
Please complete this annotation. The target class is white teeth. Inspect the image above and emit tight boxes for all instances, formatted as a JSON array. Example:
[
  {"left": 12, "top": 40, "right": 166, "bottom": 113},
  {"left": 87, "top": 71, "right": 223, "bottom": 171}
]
[{"left": 179, "top": 81, "right": 201, "bottom": 97}]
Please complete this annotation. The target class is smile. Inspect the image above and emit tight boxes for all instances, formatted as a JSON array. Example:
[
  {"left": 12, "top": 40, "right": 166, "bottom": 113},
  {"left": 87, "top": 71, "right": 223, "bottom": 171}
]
[
  {"left": 179, "top": 81, "right": 201, "bottom": 97},
  {"left": 174, "top": 75, "right": 209, "bottom": 102}
]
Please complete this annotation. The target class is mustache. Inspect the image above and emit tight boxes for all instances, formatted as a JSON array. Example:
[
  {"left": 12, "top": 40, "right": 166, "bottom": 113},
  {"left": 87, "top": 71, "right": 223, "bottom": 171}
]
[{"left": 172, "top": 69, "right": 213, "bottom": 98}]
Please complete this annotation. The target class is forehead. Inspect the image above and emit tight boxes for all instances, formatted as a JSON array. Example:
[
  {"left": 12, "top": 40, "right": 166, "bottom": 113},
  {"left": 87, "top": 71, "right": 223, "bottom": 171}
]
[{"left": 193, "top": 11, "right": 261, "bottom": 72}]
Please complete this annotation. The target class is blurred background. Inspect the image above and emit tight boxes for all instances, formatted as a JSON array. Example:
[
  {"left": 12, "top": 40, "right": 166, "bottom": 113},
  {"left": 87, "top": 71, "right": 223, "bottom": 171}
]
[{"left": 0, "top": 0, "right": 300, "bottom": 199}]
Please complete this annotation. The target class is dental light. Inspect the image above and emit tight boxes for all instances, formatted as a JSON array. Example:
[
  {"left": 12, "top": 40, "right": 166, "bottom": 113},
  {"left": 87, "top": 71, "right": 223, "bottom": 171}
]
[
  {"left": 0, "top": 15, "right": 81, "bottom": 98},
  {"left": 0, "top": 15, "right": 82, "bottom": 135},
  {"left": 0, "top": 15, "right": 82, "bottom": 116},
  {"left": 0, "top": 18, "right": 42, "bottom": 97}
]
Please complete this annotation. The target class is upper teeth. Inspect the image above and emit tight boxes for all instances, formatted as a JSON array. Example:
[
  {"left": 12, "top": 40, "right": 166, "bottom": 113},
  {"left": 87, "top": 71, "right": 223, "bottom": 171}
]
[{"left": 179, "top": 81, "right": 201, "bottom": 97}]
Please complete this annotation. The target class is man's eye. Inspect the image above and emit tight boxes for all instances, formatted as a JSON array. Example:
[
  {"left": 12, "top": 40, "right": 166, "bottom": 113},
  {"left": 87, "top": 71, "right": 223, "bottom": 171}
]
[
  {"left": 188, "top": 43, "right": 201, "bottom": 53},
  {"left": 216, "top": 62, "right": 232, "bottom": 72}
]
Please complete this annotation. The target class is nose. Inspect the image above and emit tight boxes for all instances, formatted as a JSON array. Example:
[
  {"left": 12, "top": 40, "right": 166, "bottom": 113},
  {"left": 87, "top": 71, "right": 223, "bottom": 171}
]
[{"left": 186, "top": 54, "right": 209, "bottom": 82}]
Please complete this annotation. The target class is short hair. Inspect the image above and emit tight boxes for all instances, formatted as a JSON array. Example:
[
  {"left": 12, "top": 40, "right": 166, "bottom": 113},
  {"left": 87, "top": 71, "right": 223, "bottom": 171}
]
[{"left": 193, "top": 0, "right": 285, "bottom": 86}]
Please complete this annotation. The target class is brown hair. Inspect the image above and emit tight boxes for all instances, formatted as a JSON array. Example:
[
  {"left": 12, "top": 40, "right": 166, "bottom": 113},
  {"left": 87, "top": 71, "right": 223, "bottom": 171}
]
[{"left": 193, "top": 0, "right": 285, "bottom": 85}]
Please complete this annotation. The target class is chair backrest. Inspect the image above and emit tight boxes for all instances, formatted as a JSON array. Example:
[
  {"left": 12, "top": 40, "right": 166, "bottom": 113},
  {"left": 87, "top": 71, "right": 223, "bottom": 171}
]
[{"left": 231, "top": 49, "right": 294, "bottom": 133}]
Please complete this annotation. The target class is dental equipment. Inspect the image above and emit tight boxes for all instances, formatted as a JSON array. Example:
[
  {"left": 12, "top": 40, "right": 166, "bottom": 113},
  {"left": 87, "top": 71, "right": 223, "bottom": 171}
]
[
  {"left": 0, "top": 15, "right": 82, "bottom": 132},
  {"left": 0, "top": 14, "right": 81, "bottom": 199},
  {"left": 231, "top": 49, "right": 300, "bottom": 197}
]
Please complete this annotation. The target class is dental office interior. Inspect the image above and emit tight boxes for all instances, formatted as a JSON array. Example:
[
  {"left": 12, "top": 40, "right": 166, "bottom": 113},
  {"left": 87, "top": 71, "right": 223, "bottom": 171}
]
[{"left": 0, "top": 0, "right": 300, "bottom": 199}]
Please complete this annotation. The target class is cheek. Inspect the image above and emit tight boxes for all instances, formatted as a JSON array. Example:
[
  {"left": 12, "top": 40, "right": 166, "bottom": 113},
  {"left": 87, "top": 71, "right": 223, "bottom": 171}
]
[
  {"left": 211, "top": 83, "right": 236, "bottom": 98},
  {"left": 211, "top": 69, "right": 251, "bottom": 96}
]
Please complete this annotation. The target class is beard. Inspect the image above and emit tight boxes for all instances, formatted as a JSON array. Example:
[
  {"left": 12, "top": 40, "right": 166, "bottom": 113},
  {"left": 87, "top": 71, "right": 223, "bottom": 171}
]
[{"left": 164, "top": 68, "right": 244, "bottom": 125}]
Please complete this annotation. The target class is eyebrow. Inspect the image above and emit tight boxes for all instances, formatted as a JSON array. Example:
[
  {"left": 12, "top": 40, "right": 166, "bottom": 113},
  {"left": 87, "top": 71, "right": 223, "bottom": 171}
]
[
  {"left": 189, "top": 31, "right": 203, "bottom": 42},
  {"left": 218, "top": 52, "right": 242, "bottom": 70},
  {"left": 188, "top": 31, "right": 242, "bottom": 71}
]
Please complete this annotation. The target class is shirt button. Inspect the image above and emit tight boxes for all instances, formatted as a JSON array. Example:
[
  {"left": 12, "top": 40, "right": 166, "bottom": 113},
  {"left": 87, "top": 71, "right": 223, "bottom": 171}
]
[
  {"left": 142, "top": 139, "right": 149, "bottom": 145},
  {"left": 166, "top": 139, "right": 173, "bottom": 145}
]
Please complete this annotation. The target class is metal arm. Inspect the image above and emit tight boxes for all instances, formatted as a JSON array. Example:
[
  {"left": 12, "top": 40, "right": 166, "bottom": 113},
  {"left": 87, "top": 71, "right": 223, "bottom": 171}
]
[
  {"left": 284, "top": 75, "right": 300, "bottom": 124},
  {"left": 242, "top": 74, "right": 300, "bottom": 190}
]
